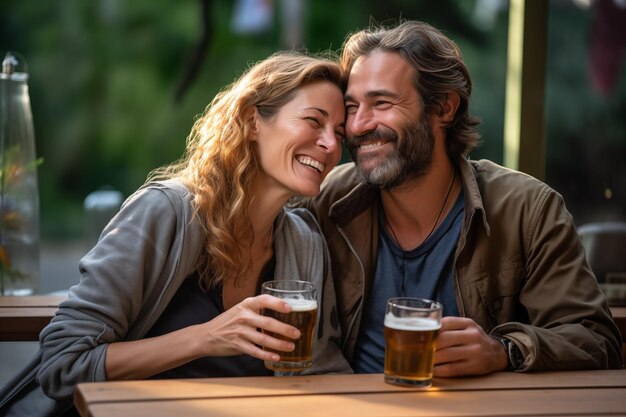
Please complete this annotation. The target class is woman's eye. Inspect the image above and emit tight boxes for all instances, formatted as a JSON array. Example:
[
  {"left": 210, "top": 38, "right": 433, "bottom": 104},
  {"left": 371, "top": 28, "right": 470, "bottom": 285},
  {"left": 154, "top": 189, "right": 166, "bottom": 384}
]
[{"left": 305, "top": 117, "right": 321, "bottom": 126}]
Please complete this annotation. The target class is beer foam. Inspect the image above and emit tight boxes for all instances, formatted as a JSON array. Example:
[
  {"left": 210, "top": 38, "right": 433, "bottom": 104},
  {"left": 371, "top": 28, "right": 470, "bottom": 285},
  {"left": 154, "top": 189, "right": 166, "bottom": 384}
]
[
  {"left": 384, "top": 314, "right": 441, "bottom": 331},
  {"left": 285, "top": 298, "right": 317, "bottom": 312}
]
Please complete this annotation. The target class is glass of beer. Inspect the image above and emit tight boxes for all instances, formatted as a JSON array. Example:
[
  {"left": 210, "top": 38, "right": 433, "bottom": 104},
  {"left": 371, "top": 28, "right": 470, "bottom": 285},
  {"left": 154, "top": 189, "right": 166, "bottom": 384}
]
[
  {"left": 261, "top": 280, "right": 317, "bottom": 374},
  {"left": 384, "top": 297, "right": 442, "bottom": 387}
]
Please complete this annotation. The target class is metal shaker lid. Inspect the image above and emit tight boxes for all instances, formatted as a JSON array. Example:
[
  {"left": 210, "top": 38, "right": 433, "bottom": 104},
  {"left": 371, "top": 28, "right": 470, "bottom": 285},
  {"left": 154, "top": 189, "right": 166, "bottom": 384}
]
[{"left": 1, "top": 52, "right": 28, "bottom": 81}]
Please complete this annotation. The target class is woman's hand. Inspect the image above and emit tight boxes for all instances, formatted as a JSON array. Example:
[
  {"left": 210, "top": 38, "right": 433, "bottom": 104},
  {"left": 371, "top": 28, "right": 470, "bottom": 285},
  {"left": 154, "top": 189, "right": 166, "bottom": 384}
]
[
  {"left": 196, "top": 294, "right": 301, "bottom": 362},
  {"left": 105, "top": 294, "right": 300, "bottom": 380}
]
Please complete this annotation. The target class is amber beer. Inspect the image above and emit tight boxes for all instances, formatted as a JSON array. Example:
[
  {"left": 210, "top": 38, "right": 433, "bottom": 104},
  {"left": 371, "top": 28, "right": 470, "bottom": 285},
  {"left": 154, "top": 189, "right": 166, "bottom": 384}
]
[
  {"left": 384, "top": 298, "right": 442, "bottom": 387},
  {"left": 261, "top": 280, "right": 317, "bottom": 373},
  {"left": 262, "top": 299, "right": 318, "bottom": 371}
]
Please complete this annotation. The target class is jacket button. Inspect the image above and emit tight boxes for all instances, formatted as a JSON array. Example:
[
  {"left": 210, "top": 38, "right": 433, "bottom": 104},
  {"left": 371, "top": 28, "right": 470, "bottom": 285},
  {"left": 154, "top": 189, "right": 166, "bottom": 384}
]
[{"left": 492, "top": 299, "right": 502, "bottom": 311}]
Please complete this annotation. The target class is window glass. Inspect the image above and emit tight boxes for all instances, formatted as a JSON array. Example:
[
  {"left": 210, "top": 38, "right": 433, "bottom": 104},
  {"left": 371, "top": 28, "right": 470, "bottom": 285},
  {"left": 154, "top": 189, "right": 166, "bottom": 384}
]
[{"left": 545, "top": 0, "right": 626, "bottom": 225}]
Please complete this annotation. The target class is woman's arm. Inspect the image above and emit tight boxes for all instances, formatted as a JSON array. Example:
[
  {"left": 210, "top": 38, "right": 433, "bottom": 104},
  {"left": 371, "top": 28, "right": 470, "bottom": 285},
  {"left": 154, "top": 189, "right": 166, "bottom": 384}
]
[
  {"left": 105, "top": 294, "right": 300, "bottom": 380},
  {"left": 38, "top": 185, "right": 198, "bottom": 399}
]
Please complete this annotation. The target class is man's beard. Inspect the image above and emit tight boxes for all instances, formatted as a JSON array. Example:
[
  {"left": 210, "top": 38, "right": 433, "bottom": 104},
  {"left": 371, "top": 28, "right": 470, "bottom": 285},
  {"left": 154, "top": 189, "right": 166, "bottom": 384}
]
[{"left": 345, "top": 115, "right": 435, "bottom": 189}]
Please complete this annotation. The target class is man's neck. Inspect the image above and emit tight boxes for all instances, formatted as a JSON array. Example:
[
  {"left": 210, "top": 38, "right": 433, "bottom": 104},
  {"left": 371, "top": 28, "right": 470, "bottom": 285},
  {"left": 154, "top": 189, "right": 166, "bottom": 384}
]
[{"left": 380, "top": 158, "right": 460, "bottom": 250}]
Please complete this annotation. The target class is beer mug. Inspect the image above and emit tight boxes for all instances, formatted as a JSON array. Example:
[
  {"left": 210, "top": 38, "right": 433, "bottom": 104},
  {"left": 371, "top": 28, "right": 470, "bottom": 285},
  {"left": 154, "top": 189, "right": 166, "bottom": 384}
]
[
  {"left": 261, "top": 280, "right": 317, "bottom": 373},
  {"left": 384, "top": 297, "right": 442, "bottom": 387}
]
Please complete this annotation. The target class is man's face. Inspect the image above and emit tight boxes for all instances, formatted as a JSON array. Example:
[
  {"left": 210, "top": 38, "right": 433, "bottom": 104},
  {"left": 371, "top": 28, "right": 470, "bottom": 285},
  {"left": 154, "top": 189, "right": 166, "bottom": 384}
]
[{"left": 344, "top": 50, "right": 435, "bottom": 189}]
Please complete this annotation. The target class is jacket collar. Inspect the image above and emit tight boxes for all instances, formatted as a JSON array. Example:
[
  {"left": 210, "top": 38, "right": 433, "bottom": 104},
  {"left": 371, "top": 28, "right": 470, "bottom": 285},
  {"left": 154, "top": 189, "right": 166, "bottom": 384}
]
[
  {"left": 459, "top": 157, "right": 490, "bottom": 236},
  {"left": 327, "top": 158, "right": 490, "bottom": 236},
  {"left": 328, "top": 177, "right": 379, "bottom": 228}
]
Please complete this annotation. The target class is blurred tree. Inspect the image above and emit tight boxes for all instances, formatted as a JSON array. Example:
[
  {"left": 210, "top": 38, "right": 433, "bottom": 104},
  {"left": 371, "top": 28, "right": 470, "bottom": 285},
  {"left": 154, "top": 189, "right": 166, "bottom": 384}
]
[
  {"left": 0, "top": 0, "right": 514, "bottom": 239},
  {"left": 173, "top": 0, "right": 215, "bottom": 103}
]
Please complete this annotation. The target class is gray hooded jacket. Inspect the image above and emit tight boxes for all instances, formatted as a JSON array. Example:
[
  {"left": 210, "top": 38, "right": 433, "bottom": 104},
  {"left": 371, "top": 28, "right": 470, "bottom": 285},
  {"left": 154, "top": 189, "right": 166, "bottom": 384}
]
[{"left": 0, "top": 180, "right": 351, "bottom": 417}]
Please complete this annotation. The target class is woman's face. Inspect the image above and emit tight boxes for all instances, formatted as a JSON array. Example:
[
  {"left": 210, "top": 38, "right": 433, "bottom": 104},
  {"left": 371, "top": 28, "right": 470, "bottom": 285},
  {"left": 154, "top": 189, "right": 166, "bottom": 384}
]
[{"left": 253, "top": 80, "right": 345, "bottom": 198}]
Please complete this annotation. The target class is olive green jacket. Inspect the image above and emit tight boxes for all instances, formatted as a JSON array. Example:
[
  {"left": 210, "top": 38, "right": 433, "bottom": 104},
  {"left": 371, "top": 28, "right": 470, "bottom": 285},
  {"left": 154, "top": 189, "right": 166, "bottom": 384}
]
[{"left": 303, "top": 158, "right": 623, "bottom": 371}]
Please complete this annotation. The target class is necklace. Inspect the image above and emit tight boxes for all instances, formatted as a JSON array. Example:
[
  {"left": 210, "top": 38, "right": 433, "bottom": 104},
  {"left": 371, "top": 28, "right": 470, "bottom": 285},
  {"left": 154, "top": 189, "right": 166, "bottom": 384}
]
[{"left": 385, "top": 168, "right": 457, "bottom": 251}]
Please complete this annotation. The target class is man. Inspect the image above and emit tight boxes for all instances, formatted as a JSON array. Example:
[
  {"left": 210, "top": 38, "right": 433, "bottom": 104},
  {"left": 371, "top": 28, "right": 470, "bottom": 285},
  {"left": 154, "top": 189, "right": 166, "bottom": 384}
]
[{"left": 303, "top": 20, "right": 623, "bottom": 376}]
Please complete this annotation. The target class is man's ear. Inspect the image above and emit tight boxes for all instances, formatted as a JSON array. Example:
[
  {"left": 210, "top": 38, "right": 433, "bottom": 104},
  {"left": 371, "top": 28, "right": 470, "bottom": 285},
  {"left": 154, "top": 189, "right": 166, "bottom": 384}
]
[
  {"left": 438, "top": 92, "right": 460, "bottom": 124},
  {"left": 246, "top": 107, "right": 259, "bottom": 141}
]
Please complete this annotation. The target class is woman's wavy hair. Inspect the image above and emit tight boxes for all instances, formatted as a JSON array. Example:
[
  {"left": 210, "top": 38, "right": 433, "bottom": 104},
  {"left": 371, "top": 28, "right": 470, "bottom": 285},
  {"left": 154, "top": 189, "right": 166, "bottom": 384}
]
[
  {"left": 341, "top": 20, "right": 481, "bottom": 160},
  {"left": 149, "top": 51, "right": 343, "bottom": 288}
]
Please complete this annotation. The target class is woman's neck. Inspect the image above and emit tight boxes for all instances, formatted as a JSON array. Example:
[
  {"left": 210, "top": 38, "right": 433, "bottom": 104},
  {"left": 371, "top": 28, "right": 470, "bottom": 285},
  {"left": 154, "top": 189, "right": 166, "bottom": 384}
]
[{"left": 249, "top": 178, "right": 291, "bottom": 245}]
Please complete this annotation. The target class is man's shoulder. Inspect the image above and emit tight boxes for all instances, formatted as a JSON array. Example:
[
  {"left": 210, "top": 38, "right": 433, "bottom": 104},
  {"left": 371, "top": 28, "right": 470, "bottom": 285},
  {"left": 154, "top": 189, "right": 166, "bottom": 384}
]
[
  {"left": 296, "top": 162, "right": 368, "bottom": 222},
  {"left": 318, "top": 162, "right": 362, "bottom": 198},
  {"left": 324, "top": 162, "right": 360, "bottom": 184},
  {"left": 467, "top": 159, "right": 566, "bottom": 224},
  {"left": 469, "top": 159, "right": 554, "bottom": 197}
]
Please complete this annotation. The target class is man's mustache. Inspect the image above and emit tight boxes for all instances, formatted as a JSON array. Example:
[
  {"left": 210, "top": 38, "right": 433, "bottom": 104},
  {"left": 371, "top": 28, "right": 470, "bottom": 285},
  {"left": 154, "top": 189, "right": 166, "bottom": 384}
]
[{"left": 345, "top": 127, "right": 398, "bottom": 148}]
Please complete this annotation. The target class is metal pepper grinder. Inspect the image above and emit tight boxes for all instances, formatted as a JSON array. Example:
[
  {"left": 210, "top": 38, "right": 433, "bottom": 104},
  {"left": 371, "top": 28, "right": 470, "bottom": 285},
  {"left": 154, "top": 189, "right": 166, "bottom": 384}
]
[{"left": 0, "top": 52, "right": 40, "bottom": 295}]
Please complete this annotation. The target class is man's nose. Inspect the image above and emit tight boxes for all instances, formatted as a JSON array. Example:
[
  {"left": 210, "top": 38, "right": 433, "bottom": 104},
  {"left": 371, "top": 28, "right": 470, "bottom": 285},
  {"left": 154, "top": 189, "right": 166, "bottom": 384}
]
[{"left": 348, "top": 107, "right": 377, "bottom": 137}]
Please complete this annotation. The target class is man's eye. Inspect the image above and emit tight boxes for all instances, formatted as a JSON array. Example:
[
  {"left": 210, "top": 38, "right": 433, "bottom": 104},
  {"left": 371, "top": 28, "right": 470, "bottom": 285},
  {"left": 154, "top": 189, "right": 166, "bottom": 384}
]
[
  {"left": 345, "top": 104, "right": 358, "bottom": 114},
  {"left": 374, "top": 100, "right": 392, "bottom": 109}
]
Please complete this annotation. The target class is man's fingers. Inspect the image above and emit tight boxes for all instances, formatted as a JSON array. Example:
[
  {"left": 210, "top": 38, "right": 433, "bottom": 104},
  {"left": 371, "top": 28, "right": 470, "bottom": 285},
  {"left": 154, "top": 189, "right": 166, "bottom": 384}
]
[
  {"left": 433, "top": 360, "right": 470, "bottom": 377},
  {"left": 440, "top": 316, "right": 474, "bottom": 331},
  {"left": 434, "top": 344, "right": 464, "bottom": 365}
]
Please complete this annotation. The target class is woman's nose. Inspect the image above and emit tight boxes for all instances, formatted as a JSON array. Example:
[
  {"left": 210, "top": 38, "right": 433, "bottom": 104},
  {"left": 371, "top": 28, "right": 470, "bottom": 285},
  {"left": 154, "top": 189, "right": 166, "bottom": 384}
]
[{"left": 317, "top": 129, "right": 339, "bottom": 154}]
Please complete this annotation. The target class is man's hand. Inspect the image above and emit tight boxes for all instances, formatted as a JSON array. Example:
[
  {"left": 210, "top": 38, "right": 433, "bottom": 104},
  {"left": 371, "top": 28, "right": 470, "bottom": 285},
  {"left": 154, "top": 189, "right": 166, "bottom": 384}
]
[{"left": 433, "top": 316, "right": 508, "bottom": 377}]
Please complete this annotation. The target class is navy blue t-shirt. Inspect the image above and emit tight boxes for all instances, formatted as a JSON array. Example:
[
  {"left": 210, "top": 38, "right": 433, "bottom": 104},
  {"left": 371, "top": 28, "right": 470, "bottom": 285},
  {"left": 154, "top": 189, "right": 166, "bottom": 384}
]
[
  {"left": 144, "top": 259, "right": 276, "bottom": 379},
  {"left": 353, "top": 191, "right": 464, "bottom": 373}
]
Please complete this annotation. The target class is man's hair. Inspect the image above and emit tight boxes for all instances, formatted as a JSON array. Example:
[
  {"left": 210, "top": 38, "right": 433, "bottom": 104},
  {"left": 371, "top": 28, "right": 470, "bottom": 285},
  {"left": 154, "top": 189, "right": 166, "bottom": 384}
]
[
  {"left": 341, "top": 20, "right": 481, "bottom": 159},
  {"left": 149, "top": 51, "right": 343, "bottom": 287}
]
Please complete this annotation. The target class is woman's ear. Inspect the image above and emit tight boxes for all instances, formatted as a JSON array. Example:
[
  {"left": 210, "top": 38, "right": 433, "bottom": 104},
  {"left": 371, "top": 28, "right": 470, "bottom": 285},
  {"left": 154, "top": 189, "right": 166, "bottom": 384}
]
[
  {"left": 246, "top": 107, "right": 259, "bottom": 141},
  {"left": 438, "top": 92, "right": 460, "bottom": 124}
]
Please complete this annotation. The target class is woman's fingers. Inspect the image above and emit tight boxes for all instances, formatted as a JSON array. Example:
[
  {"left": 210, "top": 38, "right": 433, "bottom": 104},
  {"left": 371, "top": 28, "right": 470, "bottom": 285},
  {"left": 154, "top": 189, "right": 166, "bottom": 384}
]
[
  {"left": 201, "top": 294, "right": 302, "bottom": 359},
  {"left": 242, "top": 295, "right": 301, "bottom": 340}
]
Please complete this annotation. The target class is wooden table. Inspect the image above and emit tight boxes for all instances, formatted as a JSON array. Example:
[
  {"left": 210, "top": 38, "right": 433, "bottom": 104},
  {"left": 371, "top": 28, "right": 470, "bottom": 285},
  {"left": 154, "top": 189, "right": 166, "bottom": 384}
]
[
  {"left": 0, "top": 295, "right": 67, "bottom": 341},
  {"left": 75, "top": 370, "right": 626, "bottom": 417}
]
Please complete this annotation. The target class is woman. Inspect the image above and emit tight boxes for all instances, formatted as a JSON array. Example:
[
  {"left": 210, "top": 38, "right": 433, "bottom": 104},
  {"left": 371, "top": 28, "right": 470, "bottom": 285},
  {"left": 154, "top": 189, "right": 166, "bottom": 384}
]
[{"left": 0, "top": 52, "right": 351, "bottom": 416}]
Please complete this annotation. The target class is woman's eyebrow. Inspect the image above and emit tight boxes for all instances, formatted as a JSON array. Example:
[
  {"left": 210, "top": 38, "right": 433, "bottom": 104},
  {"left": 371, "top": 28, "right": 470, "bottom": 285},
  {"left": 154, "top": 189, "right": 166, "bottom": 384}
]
[{"left": 305, "top": 107, "right": 329, "bottom": 117}]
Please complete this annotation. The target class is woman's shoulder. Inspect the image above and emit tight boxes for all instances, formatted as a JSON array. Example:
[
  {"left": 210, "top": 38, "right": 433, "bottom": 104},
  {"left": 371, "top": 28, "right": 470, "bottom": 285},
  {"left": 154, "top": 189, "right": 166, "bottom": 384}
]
[
  {"left": 279, "top": 207, "right": 323, "bottom": 236},
  {"left": 121, "top": 179, "right": 194, "bottom": 215},
  {"left": 135, "top": 179, "right": 192, "bottom": 202}
]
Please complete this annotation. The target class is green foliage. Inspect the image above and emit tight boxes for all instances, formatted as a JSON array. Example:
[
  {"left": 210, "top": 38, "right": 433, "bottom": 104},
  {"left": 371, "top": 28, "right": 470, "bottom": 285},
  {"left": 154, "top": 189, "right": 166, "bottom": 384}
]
[{"left": 0, "top": 1, "right": 532, "bottom": 238}]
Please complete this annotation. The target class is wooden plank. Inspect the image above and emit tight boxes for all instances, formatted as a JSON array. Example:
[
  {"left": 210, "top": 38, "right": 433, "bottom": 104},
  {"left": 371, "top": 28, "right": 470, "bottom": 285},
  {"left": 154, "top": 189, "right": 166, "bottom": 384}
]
[
  {"left": 74, "top": 370, "right": 626, "bottom": 417},
  {"left": 0, "top": 295, "right": 66, "bottom": 341},
  {"left": 0, "top": 295, "right": 67, "bottom": 307},
  {"left": 0, "top": 308, "right": 58, "bottom": 340},
  {"left": 82, "top": 387, "right": 626, "bottom": 417}
]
